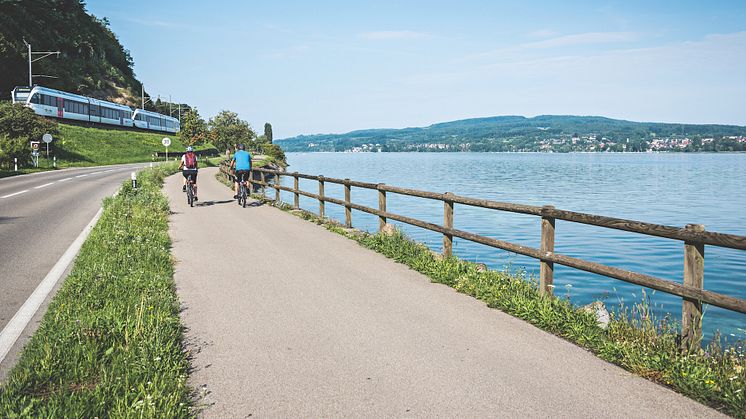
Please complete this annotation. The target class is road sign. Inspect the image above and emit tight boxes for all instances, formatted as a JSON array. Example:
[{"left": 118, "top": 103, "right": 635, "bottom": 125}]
[
  {"left": 42, "top": 133, "right": 53, "bottom": 143},
  {"left": 30, "top": 141, "right": 40, "bottom": 150},
  {"left": 162, "top": 137, "right": 171, "bottom": 147}
]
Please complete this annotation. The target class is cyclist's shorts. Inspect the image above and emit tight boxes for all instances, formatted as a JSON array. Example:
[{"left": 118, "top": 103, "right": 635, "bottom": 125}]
[
  {"left": 235, "top": 170, "right": 250, "bottom": 183},
  {"left": 182, "top": 169, "right": 198, "bottom": 183}
]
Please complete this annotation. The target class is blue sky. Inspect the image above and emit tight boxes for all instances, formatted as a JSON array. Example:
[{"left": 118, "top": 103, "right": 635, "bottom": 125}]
[{"left": 86, "top": 0, "right": 746, "bottom": 138}]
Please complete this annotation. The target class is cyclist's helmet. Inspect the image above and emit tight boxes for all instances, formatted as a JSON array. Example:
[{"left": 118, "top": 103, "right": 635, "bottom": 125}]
[
  {"left": 237, "top": 143, "right": 245, "bottom": 150},
  {"left": 186, "top": 146, "right": 194, "bottom": 152}
]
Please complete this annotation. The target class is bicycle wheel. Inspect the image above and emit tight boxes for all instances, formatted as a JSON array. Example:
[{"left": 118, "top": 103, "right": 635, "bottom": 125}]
[
  {"left": 241, "top": 184, "right": 247, "bottom": 208},
  {"left": 187, "top": 184, "right": 194, "bottom": 207}
]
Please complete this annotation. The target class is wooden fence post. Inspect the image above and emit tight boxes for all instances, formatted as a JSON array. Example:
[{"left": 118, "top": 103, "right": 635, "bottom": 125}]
[
  {"left": 344, "top": 179, "right": 352, "bottom": 228},
  {"left": 275, "top": 173, "right": 280, "bottom": 204},
  {"left": 378, "top": 184, "right": 386, "bottom": 232},
  {"left": 443, "top": 192, "right": 454, "bottom": 257},
  {"left": 249, "top": 169, "right": 254, "bottom": 193},
  {"left": 540, "top": 205, "right": 556, "bottom": 296},
  {"left": 682, "top": 223, "right": 705, "bottom": 350},
  {"left": 260, "top": 171, "right": 266, "bottom": 198},
  {"left": 318, "top": 176, "right": 325, "bottom": 218},
  {"left": 293, "top": 173, "right": 299, "bottom": 209}
]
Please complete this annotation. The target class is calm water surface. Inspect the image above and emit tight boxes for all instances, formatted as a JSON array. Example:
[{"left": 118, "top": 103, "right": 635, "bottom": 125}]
[{"left": 279, "top": 152, "right": 746, "bottom": 340}]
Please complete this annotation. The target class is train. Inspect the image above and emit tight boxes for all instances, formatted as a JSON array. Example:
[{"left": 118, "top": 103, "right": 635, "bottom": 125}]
[{"left": 11, "top": 85, "right": 180, "bottom": 134}]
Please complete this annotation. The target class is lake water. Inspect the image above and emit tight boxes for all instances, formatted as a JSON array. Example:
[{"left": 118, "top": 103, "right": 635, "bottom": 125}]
[{"left": 278, "top": 152, "right": 746, "bottom": 341}]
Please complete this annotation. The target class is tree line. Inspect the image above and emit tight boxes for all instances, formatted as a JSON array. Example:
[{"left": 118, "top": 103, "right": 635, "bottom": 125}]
[{"left": 179, "top": 108, "right": 284, "bottom": 164}]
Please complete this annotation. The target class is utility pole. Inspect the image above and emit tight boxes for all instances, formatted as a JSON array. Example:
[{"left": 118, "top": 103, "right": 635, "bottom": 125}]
[
  {"left": 23, "top": 39, "right": 60, "bottom": 86},
  {"left": 141, "top": 84, "right": 152, "bottom": 110}
]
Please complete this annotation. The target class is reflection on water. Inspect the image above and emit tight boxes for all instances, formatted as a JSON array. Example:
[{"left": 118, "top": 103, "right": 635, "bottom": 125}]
[{"left": 280, "top": 152, "right": 746, "bottom": 340}]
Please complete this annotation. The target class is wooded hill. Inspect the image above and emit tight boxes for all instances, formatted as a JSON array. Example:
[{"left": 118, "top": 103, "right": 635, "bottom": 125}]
[
  {"left": 0, "top": 0, "right": 162, "bottom": 109},
  {"left": 278, "top": 115, "right": 746, "bottom": 152}
]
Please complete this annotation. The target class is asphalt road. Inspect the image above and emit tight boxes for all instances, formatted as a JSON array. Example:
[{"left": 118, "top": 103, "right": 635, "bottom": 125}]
[
  {"left": 0, "top": 163, "right": 149, "bottom": 380},
  {"left": 166, "top": 168, "right": 724, "bottom": 418}
]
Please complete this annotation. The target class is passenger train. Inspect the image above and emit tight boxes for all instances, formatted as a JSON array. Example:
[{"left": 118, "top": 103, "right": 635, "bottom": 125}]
[{"left": 11, "top": 85, "right": 180, "bottom": 134}]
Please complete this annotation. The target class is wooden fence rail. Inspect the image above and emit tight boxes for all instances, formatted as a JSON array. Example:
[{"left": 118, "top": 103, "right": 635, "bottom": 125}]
[{"left": 219, "top": 162, "right": 746, "bottom": 348}]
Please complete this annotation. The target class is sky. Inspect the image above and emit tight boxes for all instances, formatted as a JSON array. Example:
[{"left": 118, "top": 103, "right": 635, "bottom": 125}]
[{"left": 85, "top": 0, "right": 746, "bottom": 138}]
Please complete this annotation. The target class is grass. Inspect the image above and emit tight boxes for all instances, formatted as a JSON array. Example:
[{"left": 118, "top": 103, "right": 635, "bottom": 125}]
[
  {"left": 0, "top": 123, "right": 219, "bottom": 177},
  {"left": 0, "top": 163, "right": 191, "bottom": 417},
  {"left": 237, "top": 188, "right": 746, "bottom": 417}
]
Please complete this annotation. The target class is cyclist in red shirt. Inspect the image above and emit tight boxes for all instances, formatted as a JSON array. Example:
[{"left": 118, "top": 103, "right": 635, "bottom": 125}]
[{"left": 179, "top": 146, "right": 199, "bottom": 201}]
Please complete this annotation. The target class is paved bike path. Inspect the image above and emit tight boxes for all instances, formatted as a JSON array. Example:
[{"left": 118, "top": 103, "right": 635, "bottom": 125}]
[{"left": 164, "top": 167, "right": 723, "bottom": 418}]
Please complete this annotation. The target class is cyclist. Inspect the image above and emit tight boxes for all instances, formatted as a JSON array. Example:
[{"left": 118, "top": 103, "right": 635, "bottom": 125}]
[
  {"left": 230, "top": 143, "right": 252, "bottom": 199},
  {"left": 179, "top": 146, "right": 198, "bottom": 201}
]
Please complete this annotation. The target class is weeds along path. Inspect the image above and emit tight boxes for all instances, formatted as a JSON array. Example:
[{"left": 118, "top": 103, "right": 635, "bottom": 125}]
[
  {"left": 0, "top": 164, "right": 191, "bottom": 417},
  {"left": 165, "top": 167, "right": 724, "bottom": 418}
]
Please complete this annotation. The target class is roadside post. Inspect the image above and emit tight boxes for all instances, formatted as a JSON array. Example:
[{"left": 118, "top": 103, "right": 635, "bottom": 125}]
[
  {"left": 53, "top": 156, "right": 56, "bottom": 168},
  {"left": 30, "top": 141, "right": 40, "bottom": 167},
  {"left": 131, "top": 172, "right": 138, "bottom": 189},
  {"left": 14, "top": 157, "right": 17, "bottom": 172},
  {"left": 42, "top": 133, "right": 53, "bottom": 158},
  {"left": 162, "top": 137, "right": 171, "bottom": 161}
]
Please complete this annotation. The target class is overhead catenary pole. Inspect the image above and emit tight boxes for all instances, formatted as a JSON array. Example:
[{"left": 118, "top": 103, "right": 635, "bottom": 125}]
[
  {"left": 27, "top": 43, "right": 32, "bottom": 86},
  {"left": 23, "top": 39, "right": 60, "bottom": 86}
]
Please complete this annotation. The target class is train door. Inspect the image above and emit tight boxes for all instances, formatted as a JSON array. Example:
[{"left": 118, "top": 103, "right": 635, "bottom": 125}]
[{"left": 57, "top": 97, "right": 64, "bottom": 118}]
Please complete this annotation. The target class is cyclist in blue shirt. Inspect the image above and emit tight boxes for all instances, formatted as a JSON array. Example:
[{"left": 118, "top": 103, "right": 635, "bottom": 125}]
[{"left": 230, "top": 143, "right": 252, "bottom": 199}]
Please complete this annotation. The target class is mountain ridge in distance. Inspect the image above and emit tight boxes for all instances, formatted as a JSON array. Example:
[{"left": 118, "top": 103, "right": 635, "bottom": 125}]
[{"left": 277, "top": 115, "right": 746, "bottom": 153}]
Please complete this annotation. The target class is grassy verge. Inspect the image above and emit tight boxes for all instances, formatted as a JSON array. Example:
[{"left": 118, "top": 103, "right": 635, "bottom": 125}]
[
  {"left": 0, "top": 163, "right": 191, "bottom": 417},
  {"left": 54, "top": 124, "right": 217, "bottom": 167},
  {"left": 233, "top": 181, "right": 745, "bottom": 417},
  {"left": 1, "top": 123, "right": 219, "bottom": 178}
]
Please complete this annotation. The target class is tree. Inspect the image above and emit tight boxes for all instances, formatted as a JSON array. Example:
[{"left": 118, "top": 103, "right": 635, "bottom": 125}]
[
  {"left": 264, "top": 122, "right": 273, "bottom": 144},
  {"left": 0, "top": 102, "right": 57, "bottom": 169},
  {"left": 178, "top": 108, "right": 208, "bottom": 146},
  {"left": 208, "top": 110, "right": 255, "bottom": 152}
]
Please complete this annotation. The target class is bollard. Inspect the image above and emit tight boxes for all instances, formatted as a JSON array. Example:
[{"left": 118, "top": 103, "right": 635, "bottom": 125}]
[
  {"left": 53, "top": 156, "right": 56, "bottom": 168},
  {"left": 131, "top": 172, "right": 137, "bottom": 189},
  {"left": 14, "top": 157, "right": 17, "bottom": 172}
]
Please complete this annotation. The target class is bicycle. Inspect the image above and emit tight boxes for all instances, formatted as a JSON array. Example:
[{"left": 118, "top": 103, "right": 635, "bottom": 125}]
[
  {"left": 184, "top": 170, "right": 197, "bottom": 207},
  {"left": 237, "top": 178, "right": 248, "bottom": 208}
]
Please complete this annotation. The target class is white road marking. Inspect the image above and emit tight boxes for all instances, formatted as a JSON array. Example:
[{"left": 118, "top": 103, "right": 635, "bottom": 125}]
[
  {"left": 75, "top": 174, "right": 88, "bottom": 178},
  {"left": 89, "top": 171, "right": 102, "bottom": 175},
  {"left": 1, "top": 190, "right": 29, "bottom": 199},
  {"left": 0, "top": 207, "right": 104, "bottom": 365},
  {"left": 33, "top": 182, "right": 54, "bottom": 189},
  {"left": 58, "top": 177, "right": 74, "bottom": 182}
]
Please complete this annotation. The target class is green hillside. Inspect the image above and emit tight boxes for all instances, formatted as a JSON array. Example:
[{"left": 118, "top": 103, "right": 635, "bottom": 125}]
[
  {"left": 278, "top": 115, "right": 746, "bottom": 153},
  {"left": 0, "top": 0, "right": 187, "bottom": 111},
  {"left": 52, "top": 123, "right": 190, "bottom": 166}
]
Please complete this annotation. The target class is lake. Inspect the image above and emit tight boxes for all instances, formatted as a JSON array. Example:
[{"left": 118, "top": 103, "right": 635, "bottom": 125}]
[{"left": 277, "top": 152, "right": 746, "bottom": 341}]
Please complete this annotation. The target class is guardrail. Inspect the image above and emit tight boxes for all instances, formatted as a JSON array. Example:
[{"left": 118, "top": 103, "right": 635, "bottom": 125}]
[{"left": 219, "top": 161, "right": 746, "bottom": 348}]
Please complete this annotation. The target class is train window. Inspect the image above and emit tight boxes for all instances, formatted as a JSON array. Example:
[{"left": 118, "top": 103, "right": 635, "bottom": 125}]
[{"left": 30, "top": 94, "right": 40, "bottom": 104}]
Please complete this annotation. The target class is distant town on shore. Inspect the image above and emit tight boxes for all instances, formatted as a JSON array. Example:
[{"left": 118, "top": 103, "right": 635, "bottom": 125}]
[{"left": 278, "top": 115, "right": 746, "bottom": 153}]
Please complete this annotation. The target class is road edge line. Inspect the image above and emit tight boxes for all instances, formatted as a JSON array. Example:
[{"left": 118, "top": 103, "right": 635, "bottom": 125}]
[{"left": 0, "top": 206, "right": 105, "bottom": 364}]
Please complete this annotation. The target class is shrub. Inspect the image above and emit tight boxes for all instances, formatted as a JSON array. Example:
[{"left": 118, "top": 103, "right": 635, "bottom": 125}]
[{"left": 0, "top": 102, "right": 57, "bottom": 168}]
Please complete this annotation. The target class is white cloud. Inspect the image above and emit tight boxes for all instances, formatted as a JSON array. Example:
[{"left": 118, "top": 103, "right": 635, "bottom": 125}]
[
  {"left": 527, "top": 29, "right": 559, "bottom": 39},
  {"left": 522, "top": 31, "right": 642, "bottom": 48},
  {"left": 359, "top": 30, "right": 429, "bottom": 40}
]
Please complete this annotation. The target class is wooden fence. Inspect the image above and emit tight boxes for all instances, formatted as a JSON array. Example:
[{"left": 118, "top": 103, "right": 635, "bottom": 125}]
[{"left": 219, "top": 162, "right": 746, "bottom": 348}]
